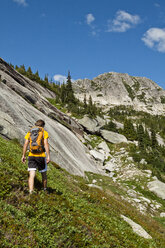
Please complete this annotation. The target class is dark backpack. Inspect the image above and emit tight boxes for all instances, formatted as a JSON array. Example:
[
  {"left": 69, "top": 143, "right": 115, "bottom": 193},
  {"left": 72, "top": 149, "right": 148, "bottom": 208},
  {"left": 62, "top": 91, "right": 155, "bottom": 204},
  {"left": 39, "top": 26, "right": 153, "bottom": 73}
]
[{"left": 29, "top": 127, "right": 45, "bottom": 153}]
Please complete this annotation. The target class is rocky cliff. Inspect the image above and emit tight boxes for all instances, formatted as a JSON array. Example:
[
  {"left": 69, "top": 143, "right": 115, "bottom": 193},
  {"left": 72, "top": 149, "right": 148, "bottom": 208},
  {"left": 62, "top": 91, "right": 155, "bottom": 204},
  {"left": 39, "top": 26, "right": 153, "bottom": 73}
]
[
  {"left": 0, "top": 58, "right": 101, "bottom": 176},
  {"left": 73, "top": 72, "right": 165, "bottom": 115}
]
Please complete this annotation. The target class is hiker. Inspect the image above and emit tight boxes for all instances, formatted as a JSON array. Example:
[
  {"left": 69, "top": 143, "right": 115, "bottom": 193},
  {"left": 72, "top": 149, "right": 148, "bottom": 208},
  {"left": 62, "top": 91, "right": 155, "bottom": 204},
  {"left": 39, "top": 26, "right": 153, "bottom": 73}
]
[{"left": 21, "top": 120, "right": 50, "bottom": 194}]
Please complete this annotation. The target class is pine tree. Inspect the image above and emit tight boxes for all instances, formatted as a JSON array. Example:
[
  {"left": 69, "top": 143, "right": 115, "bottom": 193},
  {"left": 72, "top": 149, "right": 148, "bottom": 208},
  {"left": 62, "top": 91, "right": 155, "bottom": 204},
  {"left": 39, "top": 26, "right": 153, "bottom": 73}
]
[
  {"left": 104, "top": 120, "right": 117, "bottom": 132},
  {"left": 87, "top": 95, "right": 97, "bottom": 117},
  {"left": 89, "top": 95, "right": 93, "bottom": 107},
  {"left": 34, "top": 70, "right": 40, "bottom": 83},
  {"left": 123, "top": 119, "right": 137, "bottom": 141},
  {"left": 151, "top": 127, "right": 158, "bottom": 149},
  {"left": 9, "top": 63, "right": 14, "bottom": 68},
  {"left": 65, "top": 71, "right": 75, "bottom": 104},
  {"left": 55, "top": 94, "right": 60, "bottom": 103},
  {"left": 87, "top": 95, "right": 93, "bottom": 116},
  {"left": 137, "top": 124, "right": 145, "bottom": 150},
  {"left": 144, "top": 128, "right": 151, "bottom": 147},
  {"left": 27, "top": 67, "right": 33, "bottom": 80},
  {"left": 44, "top": 74, "right": 49, "bottom": 83},
  {"left": 60, "top": 83, "right": 66, "bottom": 104},
  {"left": 17, "top": 64, "right": 26, "bottom": 75},
  {"left": 83, "top": 94, "right": 87, "bottom": 108}
]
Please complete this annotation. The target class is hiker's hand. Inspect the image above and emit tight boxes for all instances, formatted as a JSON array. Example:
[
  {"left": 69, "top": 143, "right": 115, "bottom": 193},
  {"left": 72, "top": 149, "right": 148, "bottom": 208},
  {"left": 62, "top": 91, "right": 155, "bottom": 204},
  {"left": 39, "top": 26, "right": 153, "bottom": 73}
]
[
  {"left": 21, "top": 155, "right": 26, "bottom": 163},
  {"left": 46, "top": 157, "right": 50, "bottom": 164}
]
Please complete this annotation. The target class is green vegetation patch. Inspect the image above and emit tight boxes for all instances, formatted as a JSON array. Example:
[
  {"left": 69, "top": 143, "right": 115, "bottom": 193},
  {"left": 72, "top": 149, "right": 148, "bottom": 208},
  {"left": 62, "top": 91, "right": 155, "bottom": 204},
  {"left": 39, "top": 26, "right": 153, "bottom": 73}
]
[
  {"left": 86, "top": 135, "right": 103, "bottom": 149},
  {"left": 132, "top": 78, "right": 140, "bottom": 92},
  {"left": 46, "top": 98, "right": 68, "bottom": 113},
  {"left": 91, "top": 80, "right": 103, "bottom": 91},
  {"left": 0, "top": 137, "right": 165, "bottom": 247},
  {"left": 102, "top": 120, "right": 119, "bottom": 133},
  {"left": 123, "top": 178, "right": 165, "bottom": 212},
  {"left": 137, "top": 92, "right": 146, "bottom": 103},
  {"left": 160, "top": 96, "right": 165, "bottom": 104},
  {"left": 122, "top": 78, "right": 135, "bottom": 100}
]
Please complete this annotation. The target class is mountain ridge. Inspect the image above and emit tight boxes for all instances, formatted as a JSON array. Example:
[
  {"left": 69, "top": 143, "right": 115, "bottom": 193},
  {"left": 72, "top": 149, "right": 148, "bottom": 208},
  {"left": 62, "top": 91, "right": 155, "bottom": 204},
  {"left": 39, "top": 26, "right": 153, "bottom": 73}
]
[{"left": 73, "top": 71, "right": 165, "bottom": 115}]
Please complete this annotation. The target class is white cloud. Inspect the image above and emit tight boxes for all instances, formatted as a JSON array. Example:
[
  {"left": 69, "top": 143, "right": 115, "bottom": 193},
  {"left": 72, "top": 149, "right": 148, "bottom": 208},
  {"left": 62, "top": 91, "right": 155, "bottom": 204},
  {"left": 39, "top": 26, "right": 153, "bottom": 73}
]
[
  {"left": 53, "top": 74, "right": 75, "bottom": 84},
  {"left": 86, "top": 13, "right": 95, "bottom": 26},
  {"left": 107, "top": 10, "right": 141, "bottom": 32},
  {"left": 53, "top": 75, "right": 67, "bottom": 84},
  {"left": 13, "top": 0, "right": 28, "bottom": 6},
  {"left": 142, "top": 28, "right": 165, "bottom": 52},
  {"left": 85, "top": 13, "right": 99, "bottom": 36}
]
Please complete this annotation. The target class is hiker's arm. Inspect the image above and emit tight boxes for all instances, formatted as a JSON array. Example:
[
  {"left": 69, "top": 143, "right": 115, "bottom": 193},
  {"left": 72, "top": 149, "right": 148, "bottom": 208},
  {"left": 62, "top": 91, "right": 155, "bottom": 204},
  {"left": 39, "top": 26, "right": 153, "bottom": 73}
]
[
  {"left": 22, "top": 139, "right": 29, "bottom": 163},
  {"left": 44, "top": 138, "right": 50, "bottom": 164}
]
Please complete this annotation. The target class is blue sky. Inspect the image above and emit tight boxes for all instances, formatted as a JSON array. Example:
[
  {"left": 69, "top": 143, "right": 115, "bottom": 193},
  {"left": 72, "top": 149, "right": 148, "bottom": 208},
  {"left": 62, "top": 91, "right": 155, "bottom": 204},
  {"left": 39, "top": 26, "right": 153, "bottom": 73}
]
[{"left": 1, "top": 0, "right": 165, "bottom": 88}]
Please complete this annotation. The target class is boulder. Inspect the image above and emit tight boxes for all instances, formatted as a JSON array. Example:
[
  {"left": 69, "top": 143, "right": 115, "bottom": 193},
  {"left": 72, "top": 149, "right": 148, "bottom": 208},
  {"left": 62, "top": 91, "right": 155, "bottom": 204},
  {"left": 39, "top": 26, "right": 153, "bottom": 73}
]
[
  {"left": 89, "top": 150, "right": 105, "bottom": 162},
  {"left": 121, "top": 215, "right": 152, "bottom": 239},
  {"left": 97, "top": 141, "right": 110, "bottom": 154},
  {"left": 147, "top": 179, "right": 165, "bottom": 200},
  {"left": 113, "top": 120, "right": 124, "bottom": 129},
  {"left": 97, "top": 141, "right": 110, "bottom": 159},
  {"left": 140, "top": 197, "right": 151, "bottom": 204},
  {"left": 133, "top": 198, "right": 141, "bottom": 203},
  {"left": 144, "top": 170, "right": 152, "bottom": 175},
  {"left": 95, "top": 116, "right": 106, "bottom": 128},
  {"left": 83, "top": 134, "right": 91, "bottom": 142},
  {"left": 92, "top": 179, "right": 97, "bottom": 184},
  {"left": 100, "top": 130, "right": 128, "bottom": 144},
  {"left": 78, "top": 115, "right": 106, "bottom": 134},
  {"left": 78, "top": 116, "right": 100, "bottom": 134},
  {"left": 140, "top": 159, "right": 147, "bottom": 165},
  {"left": 103, "top": 161, "right": 116, "bottom": 172},
  {"left": 127, "top": 157, "right": 133, "bottom": 162},
  {"left": 87, "top": 184, "right": 102, "bottom": 190},
  {"left": 156, "top": 134, "right": 164, "bottom": 146}
]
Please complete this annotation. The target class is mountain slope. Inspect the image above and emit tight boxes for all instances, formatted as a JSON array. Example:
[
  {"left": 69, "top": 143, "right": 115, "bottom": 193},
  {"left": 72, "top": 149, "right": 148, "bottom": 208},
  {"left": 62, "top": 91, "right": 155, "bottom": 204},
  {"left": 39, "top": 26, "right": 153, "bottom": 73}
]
[{"left": 0, "top": 136, "right": 165, "bottom": 248}]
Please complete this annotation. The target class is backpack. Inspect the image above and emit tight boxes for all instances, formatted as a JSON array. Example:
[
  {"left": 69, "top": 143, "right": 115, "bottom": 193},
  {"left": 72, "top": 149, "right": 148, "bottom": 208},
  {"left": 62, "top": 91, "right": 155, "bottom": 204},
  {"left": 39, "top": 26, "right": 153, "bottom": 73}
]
[{"left": 29, "top": 126, "right": 45, "bottom": 154}]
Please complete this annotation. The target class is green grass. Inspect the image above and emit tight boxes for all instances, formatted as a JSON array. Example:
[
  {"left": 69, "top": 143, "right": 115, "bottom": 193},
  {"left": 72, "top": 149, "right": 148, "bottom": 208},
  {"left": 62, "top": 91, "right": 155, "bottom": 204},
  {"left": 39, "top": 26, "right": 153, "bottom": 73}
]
[
  {"left": 86, "top": 135, "right": 103, "bottom": 149},
  {"left": 0, "top": 137, "right": 165, "bottom": 247},
  {"left": 122, "top": 177, "right": 165, "bottom": 206},
  {"left": 46, "top": 98, "right": 68, "bottom": 113}
]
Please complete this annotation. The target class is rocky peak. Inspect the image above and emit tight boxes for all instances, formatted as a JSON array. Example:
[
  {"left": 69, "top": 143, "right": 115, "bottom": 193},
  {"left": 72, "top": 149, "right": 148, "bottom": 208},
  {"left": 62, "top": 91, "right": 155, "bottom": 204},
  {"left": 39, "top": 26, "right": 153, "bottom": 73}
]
[{"left": 73, "top": 72, "right": 165, "bottom": 115}]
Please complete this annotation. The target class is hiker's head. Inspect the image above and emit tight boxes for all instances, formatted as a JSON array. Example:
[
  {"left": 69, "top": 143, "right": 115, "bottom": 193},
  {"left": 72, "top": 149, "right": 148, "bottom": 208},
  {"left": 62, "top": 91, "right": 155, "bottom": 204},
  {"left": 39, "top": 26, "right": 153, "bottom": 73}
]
[{"left": 35, "top": 120, "right": 45, "bottom": 127}]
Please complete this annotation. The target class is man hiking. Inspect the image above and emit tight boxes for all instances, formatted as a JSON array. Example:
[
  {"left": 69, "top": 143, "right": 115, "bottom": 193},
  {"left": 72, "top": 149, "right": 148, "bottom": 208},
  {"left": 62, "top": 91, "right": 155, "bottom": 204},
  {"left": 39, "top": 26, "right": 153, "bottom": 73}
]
[{"left": 21, "top": 119, "right": 50, "bottom": 194}]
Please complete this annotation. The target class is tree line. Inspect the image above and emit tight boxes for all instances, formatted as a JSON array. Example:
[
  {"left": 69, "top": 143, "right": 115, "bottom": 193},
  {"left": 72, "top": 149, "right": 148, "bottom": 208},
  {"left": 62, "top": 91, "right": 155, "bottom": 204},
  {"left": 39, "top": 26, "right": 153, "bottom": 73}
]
[
  {"left": 13, "top": 64, "right": 102, "bottom": 118},
  {"left": 104, "top": 118, "right": 165, "bottom": 177},
  {"left": 103, "top": 118, "right": 158, "bottom": 150}
]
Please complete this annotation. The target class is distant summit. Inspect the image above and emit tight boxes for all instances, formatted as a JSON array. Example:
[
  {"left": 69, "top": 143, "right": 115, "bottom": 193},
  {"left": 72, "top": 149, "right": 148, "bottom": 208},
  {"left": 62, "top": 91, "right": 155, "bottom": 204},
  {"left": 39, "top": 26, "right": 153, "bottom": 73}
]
[{"left": 73, "top": 72, "right": 165, "bottom": 115}]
